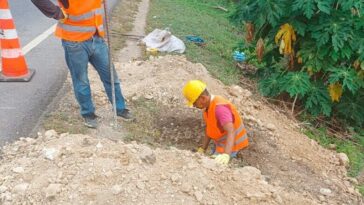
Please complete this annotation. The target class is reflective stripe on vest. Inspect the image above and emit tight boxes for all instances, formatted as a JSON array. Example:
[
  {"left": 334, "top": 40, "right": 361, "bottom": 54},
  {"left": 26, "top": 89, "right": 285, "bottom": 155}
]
[
  {"left": 55, "top": 0, "right": 104, "bottom": 41},
  {"left": 203, "top": 95, "right": 249, "bottom": 153},
  {"left": 216, "top": 124, "right": 245, "bottom": 143},
  {"left": 58, "top": 23, "right": 96, "bottom": 33},
  {"left": 67, "top": 8, "right": 104, "bottom": 21},
  {"left": 215, "top": 125, "right": 248, "bottom": 147}
]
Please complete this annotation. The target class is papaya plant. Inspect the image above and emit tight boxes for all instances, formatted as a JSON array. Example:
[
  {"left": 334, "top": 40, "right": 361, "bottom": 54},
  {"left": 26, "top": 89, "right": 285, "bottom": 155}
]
[{"left": 230, "top": 0, "right": 364, "bottom": 126}]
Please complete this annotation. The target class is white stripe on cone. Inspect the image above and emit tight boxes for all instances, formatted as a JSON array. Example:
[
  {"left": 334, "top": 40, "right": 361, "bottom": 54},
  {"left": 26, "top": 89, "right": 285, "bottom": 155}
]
[
  {"left": 1, "top": 48, "right": 23, "bottom": 58},
  {"left": 0, "top": 29, "right": 18, "bottom": 40},
  {"left": 0, "top": 9, "right": 12, "bottom": 20}
]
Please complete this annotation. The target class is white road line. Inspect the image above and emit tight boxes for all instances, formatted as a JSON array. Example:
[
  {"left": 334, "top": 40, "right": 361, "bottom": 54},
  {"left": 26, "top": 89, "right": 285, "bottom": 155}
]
[{"left": 22, "top": 23, "right": 57, "bottom": 55}]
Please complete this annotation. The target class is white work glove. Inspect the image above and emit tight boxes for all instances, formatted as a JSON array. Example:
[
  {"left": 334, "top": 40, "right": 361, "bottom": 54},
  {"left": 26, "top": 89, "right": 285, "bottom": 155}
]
[{"left": 214, "top": 154, "right": 230, "bottom": 165}]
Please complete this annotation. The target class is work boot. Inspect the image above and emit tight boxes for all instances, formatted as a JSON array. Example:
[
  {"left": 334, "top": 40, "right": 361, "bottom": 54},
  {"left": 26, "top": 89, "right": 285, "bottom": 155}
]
[
  {"left": 83, "top": 114, "right": 98, "bottom": 128},
  {"left": 117, "top": 108, "right": 134, "bottom": 121}
]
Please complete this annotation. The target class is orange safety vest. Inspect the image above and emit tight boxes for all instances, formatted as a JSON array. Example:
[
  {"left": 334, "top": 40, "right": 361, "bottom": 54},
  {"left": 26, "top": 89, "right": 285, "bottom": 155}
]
[
  {"left": 55, "top": 0, "right": 105, "bottom": 42},
  {"left": 203, "top": 96, "right": 248, "bottom": 154}
]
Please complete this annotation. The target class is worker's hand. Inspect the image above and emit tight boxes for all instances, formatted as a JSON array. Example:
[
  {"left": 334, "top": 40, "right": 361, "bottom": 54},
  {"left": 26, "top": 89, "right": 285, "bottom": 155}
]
[
  {"left": 214, "top": 154, "right": 230, "bottom": 165},
  {"left": 59, "top": 8, "right": 68, "bottom": 23},
  {"left": 197, "top": 147, "right": 205, "bottom": 154}
]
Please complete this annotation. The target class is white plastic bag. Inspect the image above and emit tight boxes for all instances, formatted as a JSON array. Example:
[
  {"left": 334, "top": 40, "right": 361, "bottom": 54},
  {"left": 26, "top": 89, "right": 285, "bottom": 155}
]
[{"left": 142, "top": 29, "right": 185, "bottom": 53}]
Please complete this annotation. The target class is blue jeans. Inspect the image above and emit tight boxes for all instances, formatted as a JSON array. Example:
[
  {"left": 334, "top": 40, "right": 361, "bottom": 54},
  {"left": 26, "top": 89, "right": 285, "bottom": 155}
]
[{"left": 62, "top": 35, "right": 126, "bottom": 117}]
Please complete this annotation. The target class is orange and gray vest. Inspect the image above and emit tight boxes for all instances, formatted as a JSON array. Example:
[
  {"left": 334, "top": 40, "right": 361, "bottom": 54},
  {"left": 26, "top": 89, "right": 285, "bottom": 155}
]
[
  {"left": 55, "top": 0, "right": 104, "bottom": 42},
  {"left": 203, "top": 96, "right": 248, "bottom": 154}
]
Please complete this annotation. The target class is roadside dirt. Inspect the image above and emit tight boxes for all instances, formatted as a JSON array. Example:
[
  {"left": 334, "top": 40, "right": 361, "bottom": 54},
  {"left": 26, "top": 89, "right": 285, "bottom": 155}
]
[{"left": 1, "top": 0, "right": 362, "bottom": 204}]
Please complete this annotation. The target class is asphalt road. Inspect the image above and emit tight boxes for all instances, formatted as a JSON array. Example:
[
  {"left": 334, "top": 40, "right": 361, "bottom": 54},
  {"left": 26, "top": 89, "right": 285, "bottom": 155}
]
[{"left": 0, "top": 0, "right": 119, "bottom": 146}]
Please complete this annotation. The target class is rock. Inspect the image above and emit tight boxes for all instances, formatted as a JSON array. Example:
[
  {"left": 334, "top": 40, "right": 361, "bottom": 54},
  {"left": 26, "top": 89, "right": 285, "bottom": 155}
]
[
  {"left": 45, "top": 184, "right": 62, "bottom": 199},
  {"left": 60, "top": 133, "right": 69, "bottom": 138},
  {"left": 328, "top": 144, "right": 336, "bottom": 150},
  {"left": 273, "top": 193, "right": 283, "bottom": 204},
  {"left": 136, "top": 181, "right": 145, "bottom": 190},
  {"left": 194, "top": 191, "right": 203, "bottom": 202},
  {"left": 228, "top": 86, "right": 242, "bottom": 97},
  {"left": 96, "top": 142, "right": 103, "bottom": 149},
  {"left": 0, "top": 192, "right": 12, "bottom": 201},
  {"left": 111, "top": 185, "right": 122, "bottom": 195},
  {"left": 131, "top": 95, "right": 138, "bottom": 101},
  {"left": 187, "top": 162, "right": 197, "bottom": 169},
  {"left": 181, "top": 183, "right": 190, "bottom": 193},
  {"left": 25, "top": 138, "right": 36, "bottom": 144},
  {"left": 337, "top": 153, "right": 349, "bottom": 167},
  {"left": 257, "top": 119, "right": 264, "bottom": 128},
  {"left": 12, "top": 167, "right": 24, "bottom": 173},
  {"left": 357, "top": 170, "right": 364, "bottom": 184},
  {"left": 44, "top": 130, "right": 58, "bottom": 138},
  {"left": 13, "top": 183, "right": 29, "bottom": 194},
  {"left": 207, "top": 184, "right": 215, "bottom": 191},
  {"left": 120, "top": 155, "right": 130, "bottom": 166},
  {"left": 244, "top": 89, "right": 253, "bottom": 98},
  {"left": 266, "top": 123, "right": 276, "bottom": 131},
  {"left": 318, "top": 195, "right": 326, "bottom": 201},
  {"left": 201, "top": 158, "right": 218, "bottom": 170},
  {"left": 42, "top": 148, "right": 59, "bottom": 160},
  {"left": 347, "top": 177, "right": 358, "bottom": 185},
  {"left": 0, "top": 186, "right": 8, "bottom": 193},
  {"left": 139, "top": 146, "right": 156, "bottom": 165},
  {"left": 171, "top": 173, "right": 180, "bottom": 183},
  {"left": 136, "top": 61, "right": 144, "bottom": 66},
  {"left": 144, "top": 94, "right": 154, "bottom": 100},
  {"left": 320, "top": 188, "right": 332, "bottom": 196}
]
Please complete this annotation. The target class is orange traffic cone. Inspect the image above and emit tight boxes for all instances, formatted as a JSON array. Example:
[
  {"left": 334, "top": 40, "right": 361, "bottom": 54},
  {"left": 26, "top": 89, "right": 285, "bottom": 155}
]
[{"left": 0, "top": 0, "right": 35, "bottom": 82}]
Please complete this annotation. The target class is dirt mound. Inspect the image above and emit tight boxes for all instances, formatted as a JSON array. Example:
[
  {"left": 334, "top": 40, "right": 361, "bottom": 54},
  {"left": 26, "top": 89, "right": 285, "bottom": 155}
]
[
  {"left": 3, "top": 55, "right": 361, "bottom": 204},
  {"left": 111, "top": 55, "right": 362, "bottom": 204},
  {"left": 0, "top": 131, "right": 315, "bottom": 205}
]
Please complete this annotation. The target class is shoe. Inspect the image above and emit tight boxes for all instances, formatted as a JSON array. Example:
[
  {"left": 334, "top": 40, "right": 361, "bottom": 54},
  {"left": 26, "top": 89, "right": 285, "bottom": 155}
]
[
  {"left": 83, "top": 114, "right": 98, "bottom": 128},
  {"left": 117, "top": 108, "right": 134, "bottom": 121}
]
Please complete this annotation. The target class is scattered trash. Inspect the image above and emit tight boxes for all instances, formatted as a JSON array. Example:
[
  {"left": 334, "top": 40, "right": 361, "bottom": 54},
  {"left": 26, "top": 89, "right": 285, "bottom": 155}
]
[
  {"left": 146, "top": 48, "right": 159, "bottom": 56},
  {"left": 142, "top": 29, "right": 185, "bottom": 53},
  {"left": 233, "top": 51, "right": 246, "bottom": 62},
  {"left": 186, "top": 35, "right": 206, "bottom": 46},
  {"left": 211, "top": 5, "right": 228, "bottom": 12}
]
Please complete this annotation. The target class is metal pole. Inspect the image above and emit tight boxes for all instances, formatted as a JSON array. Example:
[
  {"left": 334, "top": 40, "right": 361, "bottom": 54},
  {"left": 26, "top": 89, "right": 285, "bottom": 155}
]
[{"left": 103, "top": 0, "right": 118, "bottom": 128}]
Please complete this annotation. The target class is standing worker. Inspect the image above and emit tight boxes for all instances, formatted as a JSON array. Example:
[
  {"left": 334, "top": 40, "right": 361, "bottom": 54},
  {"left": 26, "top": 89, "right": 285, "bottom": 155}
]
[
  {"left": 183, "top": 80, "right": 249, "bottom": 164},
  {"left": 31, "top": 0, "right": 133, "bottom": 128}
]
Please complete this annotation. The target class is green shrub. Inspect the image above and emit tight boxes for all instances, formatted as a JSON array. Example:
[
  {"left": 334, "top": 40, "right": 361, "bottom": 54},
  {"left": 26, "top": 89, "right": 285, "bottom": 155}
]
[{"left": 230, "top": 0, "right": 364, "bottom": 126}]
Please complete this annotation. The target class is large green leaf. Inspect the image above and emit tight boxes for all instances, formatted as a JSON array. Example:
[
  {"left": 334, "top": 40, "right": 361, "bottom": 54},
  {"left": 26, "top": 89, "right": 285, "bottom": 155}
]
[
  {"left": 304, "top": 82, "right": 332, "bottom": 116},
  {"left": 282, "top": 72, "right": 312, "bottom": 97},
  {"left": 328, "top": 67, "right": 364, "bottom": 94},
  {"left": 292, "top": 0, "right": 315, "bottom": 19},
  {"left": 317, "top": 0, "right": 333, "bottom": 14},
  {"left": 336, "top": 91, "right": 364, "bottom": 126},
  {"left": 258, "top": 72, "right": 284, "bottom": 97}
]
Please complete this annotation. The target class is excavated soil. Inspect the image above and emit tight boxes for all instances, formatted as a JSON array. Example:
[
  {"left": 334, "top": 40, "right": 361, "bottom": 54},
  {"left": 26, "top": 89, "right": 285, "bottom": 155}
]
[
  {"left": 1, "top": 0, "right": 362, "bottom": 204},
  {"left": 0, "top": 55, "right": 362, "bottom": 205}
]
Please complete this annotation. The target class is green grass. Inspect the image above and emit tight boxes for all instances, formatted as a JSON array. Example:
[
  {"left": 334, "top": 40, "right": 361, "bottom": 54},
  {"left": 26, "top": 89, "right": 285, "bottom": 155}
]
[
  {"left": 147, "top": 0, "right": 243, "bottom": 84},
  {"left": 358, "top": 185, "right": 364, "bottom": 196}
]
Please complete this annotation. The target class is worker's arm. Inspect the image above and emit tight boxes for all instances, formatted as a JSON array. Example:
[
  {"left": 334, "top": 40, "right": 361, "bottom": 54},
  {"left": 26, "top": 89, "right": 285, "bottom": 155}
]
[
  {"left": 201, "top": 134, "right": 211, "bottom": 151},
  {"left": 222, "top": 122, "right": 235, "bottom": 155},
  {"left": 31, "top": 0, "right": 65, "bottom": 20}
]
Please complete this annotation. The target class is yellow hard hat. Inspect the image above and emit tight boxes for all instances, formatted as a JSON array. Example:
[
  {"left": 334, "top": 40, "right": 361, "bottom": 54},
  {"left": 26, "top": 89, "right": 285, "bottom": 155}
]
[{"left": 182, "top": 80, "right": 207, "bottom": 107}]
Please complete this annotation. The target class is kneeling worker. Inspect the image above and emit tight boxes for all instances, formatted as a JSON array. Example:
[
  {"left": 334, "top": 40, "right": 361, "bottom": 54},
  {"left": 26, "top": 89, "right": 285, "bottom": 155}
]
[{"left": 182, "top": 80, "right": 249, "bottom": 164}]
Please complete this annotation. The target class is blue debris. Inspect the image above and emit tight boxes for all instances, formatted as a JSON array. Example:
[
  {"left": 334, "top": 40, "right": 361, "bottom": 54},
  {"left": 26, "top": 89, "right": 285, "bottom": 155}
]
[
  {"left": 233, "top": 51, "right": 246, "bottom": 62},
  {"left": 186, "top": 35, "right": 205, "bottom": 45}
]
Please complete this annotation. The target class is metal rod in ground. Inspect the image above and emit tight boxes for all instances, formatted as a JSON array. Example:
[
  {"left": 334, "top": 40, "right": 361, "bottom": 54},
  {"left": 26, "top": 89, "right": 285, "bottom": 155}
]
[{"left": 103, "top": 0, "right": 118, "bottom": 128}]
